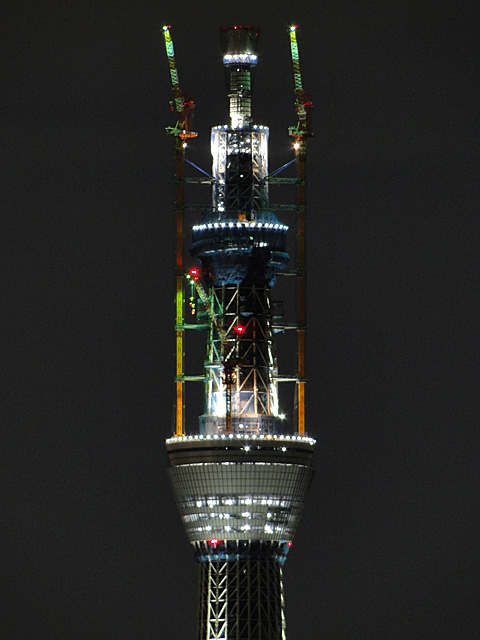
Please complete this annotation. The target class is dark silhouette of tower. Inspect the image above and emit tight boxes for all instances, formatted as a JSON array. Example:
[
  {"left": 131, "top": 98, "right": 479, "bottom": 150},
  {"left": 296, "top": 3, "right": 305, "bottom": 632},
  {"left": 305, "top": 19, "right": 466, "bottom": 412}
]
[{"left": 164, "top": 25, "right": 315, "bottom": 640}]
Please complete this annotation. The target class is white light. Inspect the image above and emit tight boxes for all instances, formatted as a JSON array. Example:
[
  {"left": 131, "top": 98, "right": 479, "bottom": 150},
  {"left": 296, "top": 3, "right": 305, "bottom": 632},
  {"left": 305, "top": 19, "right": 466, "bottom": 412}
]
[
  {"left": 241, "top": 511, "right": 251, "bottom": 518},
  {"left": 223, "top": 53, "right": 258, "bottom": 64}
]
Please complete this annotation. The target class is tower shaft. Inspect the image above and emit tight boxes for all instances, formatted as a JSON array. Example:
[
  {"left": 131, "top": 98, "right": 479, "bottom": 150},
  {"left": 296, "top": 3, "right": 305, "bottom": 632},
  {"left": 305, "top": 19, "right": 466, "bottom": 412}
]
[{"left": 198, "top": 555, "right": 286, "bottom": 640}]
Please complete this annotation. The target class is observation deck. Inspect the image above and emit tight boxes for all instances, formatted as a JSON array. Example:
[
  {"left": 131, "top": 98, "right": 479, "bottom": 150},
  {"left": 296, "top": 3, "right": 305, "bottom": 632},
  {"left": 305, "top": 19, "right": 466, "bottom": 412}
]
[{"left": 166, "top": 434, "right": 315, "bottom": 544}]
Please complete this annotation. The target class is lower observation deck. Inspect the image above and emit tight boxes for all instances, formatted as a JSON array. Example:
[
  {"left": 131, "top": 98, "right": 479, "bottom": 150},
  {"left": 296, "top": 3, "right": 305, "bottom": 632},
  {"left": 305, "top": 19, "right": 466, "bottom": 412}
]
[{"left": 166, "top": 435, "right": 315, "bottom": 544}]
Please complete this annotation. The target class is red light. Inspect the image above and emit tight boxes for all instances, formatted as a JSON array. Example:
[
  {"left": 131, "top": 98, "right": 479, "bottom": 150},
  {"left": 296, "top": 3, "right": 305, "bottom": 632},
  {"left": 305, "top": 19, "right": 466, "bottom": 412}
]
[
  {"left": 190, "top": 268, "right": 199, "bottom": 280},
  {"left": 287, "top": 542, "right": 293, "bottom": 547},
  {"left": 209, "top": 539, "right": 219, "bottom": 545},
  {"left": 234, "top": 325, "right": 244, "bottom": 334}
]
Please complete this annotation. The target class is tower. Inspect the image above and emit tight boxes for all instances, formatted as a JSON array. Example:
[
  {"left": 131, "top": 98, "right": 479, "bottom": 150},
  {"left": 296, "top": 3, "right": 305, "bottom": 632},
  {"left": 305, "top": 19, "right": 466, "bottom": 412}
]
[{"left": 164, "top": 25, "right": 315, "bottom": 639}]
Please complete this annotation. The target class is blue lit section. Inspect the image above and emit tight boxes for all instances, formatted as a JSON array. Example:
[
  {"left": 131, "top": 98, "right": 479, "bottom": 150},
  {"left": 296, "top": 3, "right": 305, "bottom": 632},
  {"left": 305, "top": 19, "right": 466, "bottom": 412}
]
[{"left": 194, "top": 540, "right": 291, "bottom": 565}]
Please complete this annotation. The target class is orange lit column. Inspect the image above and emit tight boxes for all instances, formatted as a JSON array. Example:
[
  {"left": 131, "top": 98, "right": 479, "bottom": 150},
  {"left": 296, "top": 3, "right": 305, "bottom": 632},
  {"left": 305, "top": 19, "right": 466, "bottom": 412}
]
[
  {"left": 295, "top": 138, "right": 307, "bottom": 435},
  {"left": 174, "top": 137, "right": 185, "bottom": 437}
]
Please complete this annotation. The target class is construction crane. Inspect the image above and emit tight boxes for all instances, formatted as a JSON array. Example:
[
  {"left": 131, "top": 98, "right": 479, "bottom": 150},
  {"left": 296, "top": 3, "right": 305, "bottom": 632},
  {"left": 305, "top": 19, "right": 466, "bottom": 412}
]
[
  {"left": 288, "top": 25, "right": 313, "bottom": 436},
  {"left": 288, "top": 25, "right": 314, "bottom": 138},
  {"left": 163, "top": 25, "right": 198, "bottom": 437},
  {"left": 186, "top": 270, "right": 225, "bottom": 341},
  {"left": 162, "top": 25, "right": 197, "bottom": 138}
]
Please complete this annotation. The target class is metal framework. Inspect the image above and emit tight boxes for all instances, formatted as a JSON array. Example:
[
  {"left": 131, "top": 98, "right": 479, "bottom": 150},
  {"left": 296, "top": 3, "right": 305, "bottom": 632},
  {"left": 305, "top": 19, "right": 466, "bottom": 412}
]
[
  {"left": 199, "top": 284, "right": 280, "bottom": 436},
  {"left": 211, "top": 126, "right": 269, "bottom": 213},
  {"left": 197, "top": 557, "right": 286, "bottom": 640}
]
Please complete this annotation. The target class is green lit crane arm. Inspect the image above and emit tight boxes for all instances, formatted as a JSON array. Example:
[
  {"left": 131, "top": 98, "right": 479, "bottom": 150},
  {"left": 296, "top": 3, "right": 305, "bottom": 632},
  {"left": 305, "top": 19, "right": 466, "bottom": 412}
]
[
  {"left": 162, "top": 25, "right": 197, "bottom": 137},
  {"left": 186, "top": 271, "right": 226, "bottom": 342},
  {"left": 289, "top": 25, "right": 313, "bottom": 137}
]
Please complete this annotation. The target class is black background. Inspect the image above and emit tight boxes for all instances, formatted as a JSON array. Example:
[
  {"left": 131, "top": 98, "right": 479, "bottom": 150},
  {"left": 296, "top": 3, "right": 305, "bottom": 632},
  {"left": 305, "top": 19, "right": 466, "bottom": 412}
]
[{"left": 2, "top": 1, "right": 478, "bottom": 638}]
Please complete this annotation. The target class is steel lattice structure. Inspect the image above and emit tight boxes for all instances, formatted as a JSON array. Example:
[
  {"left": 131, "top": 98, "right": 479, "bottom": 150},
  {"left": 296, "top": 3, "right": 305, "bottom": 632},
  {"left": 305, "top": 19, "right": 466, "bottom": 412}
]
[{"left": 164, "top": 24, "right": 314, "bottom": 640}]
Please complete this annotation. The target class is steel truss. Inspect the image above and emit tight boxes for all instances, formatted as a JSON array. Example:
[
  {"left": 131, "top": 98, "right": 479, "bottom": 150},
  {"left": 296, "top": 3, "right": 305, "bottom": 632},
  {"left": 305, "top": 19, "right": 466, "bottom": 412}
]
[
  {"left": 197, "top": 558, "right": 286, "bottom": 640},
  {"left": 202, "top": 283, "right": 280, "bottom": 434},
  {"left": 211, "top": 128, "right": 269, "bottom": 215}
]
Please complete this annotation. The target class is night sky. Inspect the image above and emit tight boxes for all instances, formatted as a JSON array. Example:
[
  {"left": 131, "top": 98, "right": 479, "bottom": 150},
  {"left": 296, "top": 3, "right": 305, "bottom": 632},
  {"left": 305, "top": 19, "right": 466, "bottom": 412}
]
[{"left": 2, "top": 1, "right": 479, "bottom": 639}]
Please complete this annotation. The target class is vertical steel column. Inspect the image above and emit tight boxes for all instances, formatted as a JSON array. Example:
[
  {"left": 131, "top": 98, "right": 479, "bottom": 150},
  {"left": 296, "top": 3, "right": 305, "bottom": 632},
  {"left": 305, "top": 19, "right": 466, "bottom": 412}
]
[
  {"left": 175, "top": 137, "right": 185, "bottom": 437},
  {"left": 295, "top": 138, "right": 307, "bottom": 436}
]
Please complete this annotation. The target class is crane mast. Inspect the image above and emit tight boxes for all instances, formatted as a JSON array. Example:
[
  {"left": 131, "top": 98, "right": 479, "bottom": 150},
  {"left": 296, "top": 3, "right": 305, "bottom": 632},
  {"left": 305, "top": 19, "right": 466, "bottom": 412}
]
[
  {"left": 162, "top": 25, "right": 198, "bottom": 436},
  {"left": 288, "top": 25, "right": 313, "bottom": 436}
]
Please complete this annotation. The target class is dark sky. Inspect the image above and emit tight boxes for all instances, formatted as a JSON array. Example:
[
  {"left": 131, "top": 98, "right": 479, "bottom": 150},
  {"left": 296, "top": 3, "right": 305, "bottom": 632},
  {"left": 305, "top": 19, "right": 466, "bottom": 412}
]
[{"left": 2, "top": 1, "right": 479, "bottom": 639}]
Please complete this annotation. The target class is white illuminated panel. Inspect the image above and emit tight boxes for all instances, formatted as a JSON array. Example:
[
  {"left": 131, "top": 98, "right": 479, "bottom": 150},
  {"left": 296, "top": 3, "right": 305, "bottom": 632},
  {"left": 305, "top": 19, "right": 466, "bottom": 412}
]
[{"left": 223, "top": 54, "right": 258, "bottom": 64}]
